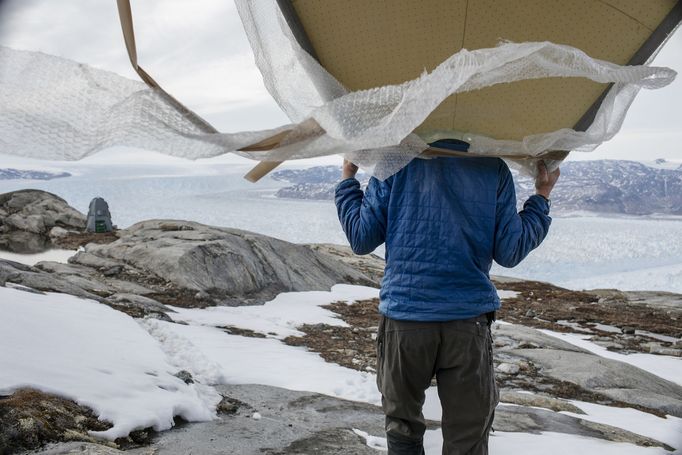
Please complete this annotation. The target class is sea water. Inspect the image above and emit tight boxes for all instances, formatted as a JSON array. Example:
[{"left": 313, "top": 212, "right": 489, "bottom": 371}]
[{"left": 2, "top": 164, "right": 681, "bottom": 293}]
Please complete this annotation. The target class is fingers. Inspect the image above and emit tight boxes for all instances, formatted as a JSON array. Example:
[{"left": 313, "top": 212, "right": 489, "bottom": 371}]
[
  {"left": 342, "top": 158, "right": 359, "bottom": 179},
  {"left": 536, "top": 160, "right": 549, "bottom": 183}
]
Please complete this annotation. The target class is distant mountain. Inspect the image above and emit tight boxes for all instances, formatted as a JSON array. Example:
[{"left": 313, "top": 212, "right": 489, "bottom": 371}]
[
  {"left": 271, "top": 160, "right": 682, "bottom": 215},
  {"left": 0, "top": 168, "right": 71, "bottom": 180},
  {"left": 272, "top": 167, "right": 369, "bottom": 200}
]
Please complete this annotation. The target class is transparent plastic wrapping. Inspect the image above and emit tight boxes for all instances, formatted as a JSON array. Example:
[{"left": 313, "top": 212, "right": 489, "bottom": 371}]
[{"left": 0, "top": 0, "right": 677, "bottom": 180}]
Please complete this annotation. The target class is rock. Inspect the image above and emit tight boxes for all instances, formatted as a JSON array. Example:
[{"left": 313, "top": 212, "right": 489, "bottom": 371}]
[
  {"left": 622, "top": 326, "right": 636, "bottom": 335},
  {"left": 508, "top": 348, "right": 682, "bottom": 417},
  {"left": 125, "top": 384, "right": 388, "bottom": 455},
  {"left": 48, "top": 226, "right": 70, "bottom": 239},
  {"left": 499, "top": 391, "right": 584, "bottom": 414},
  {"left": 174, "top": 370, "right": 194, "bottom": 384},
  {"left": 0, "top": 260, "right": 102, "bottom": 301},
  {"left": 102, "top": 266, "right": 123, "bottom": 277},
  {"left": 17, "top": 442, "right": 127, "bottom": 454},
  {"left": 494, "top": 405, "right": 672, "bottom": 450},
  {"left": 492, "top": 323, "right": 590, "bottom": 354},
  {"left": 307, "top": 243, "right": 384, "bottom": 285},
  {"left": 497, "top": 363, "right": 520, "bottom": 375},
  {"left": 216, "top": 395, "right": 242, "bottom": 415},
  {"left": 649, "top": 346, "right": 682, "bottom": 357},
  {"left": 0, "top": 231, "right": 50, "bottom": 254},
  {"left": 0, "top": 388, "right": 113, "bottom": 454},
  {"left": 0, "top": 190, "right": 86, "bottom": 253},
  {"left": 592, "top": 341, "right": 624, "bottom": 350},
  {"left": 35, "top": 261, "right": 154, "bottom": 297},
  {"left": 104, "top": 293, "right": 173, "bottom": 320},
  {"left": 68, "top": 220, "right": 376, "bottom": 306}
]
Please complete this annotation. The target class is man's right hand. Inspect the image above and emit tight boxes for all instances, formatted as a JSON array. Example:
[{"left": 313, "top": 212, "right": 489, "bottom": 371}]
[
  {"left": 535, "top": 160, "right": 560, "bottom": 199},
  {"left": 342, "top": 159, "right": 359, "bottom": 180}
]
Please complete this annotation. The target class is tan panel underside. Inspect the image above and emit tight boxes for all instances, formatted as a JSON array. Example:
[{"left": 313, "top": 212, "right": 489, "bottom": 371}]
[{"left": 292, "top": 0, "right": 676, "bottom": 141}]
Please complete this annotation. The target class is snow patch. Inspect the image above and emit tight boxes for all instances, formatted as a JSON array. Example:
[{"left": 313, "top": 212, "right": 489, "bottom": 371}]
[
  {"left": 148, "top": 320, "right": 382, "bottom": 405},
  {"left": 497, "top": 289, "right": 519, "bottom": 299},
  {"left": 168, "top": 284, "right": 379, "bottom": 339},
  {"left": 564, "top": 400, "right": 682, "bottom": 449},
  {"left": 353, "top": 428, "right": 388, "bottom": 451},
  {"left": 0, "top": 287, "right": 219, "bottom": 440}
]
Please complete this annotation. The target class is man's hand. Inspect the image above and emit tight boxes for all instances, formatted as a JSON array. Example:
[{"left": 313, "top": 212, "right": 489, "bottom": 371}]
[
  {"left": 342, "top": 159, "right": 359, "bottom": 180},
  {"left": 535, "top": 160, "right": 560, "bottom": 199}
]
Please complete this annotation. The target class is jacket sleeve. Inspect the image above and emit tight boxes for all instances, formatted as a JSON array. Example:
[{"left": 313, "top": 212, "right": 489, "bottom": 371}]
[
  {"left": 493, "top": 163, "right": 552, "bottom": 268},
  {"left": 335, "top": 176, "right": 390, "bottom": 255}
]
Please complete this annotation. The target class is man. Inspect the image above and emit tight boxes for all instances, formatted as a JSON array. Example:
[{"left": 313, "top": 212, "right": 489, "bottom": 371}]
[{"left": 335, "top": 155, "right": 560, "bottom": 455}]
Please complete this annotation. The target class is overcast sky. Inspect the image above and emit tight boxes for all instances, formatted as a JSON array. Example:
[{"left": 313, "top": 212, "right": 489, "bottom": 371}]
[{"left": 0, "top": 0, "right": 680, "bottom": 167}]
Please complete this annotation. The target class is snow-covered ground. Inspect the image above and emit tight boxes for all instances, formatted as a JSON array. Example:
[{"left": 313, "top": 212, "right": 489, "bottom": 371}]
[
  {"left": 2, "top": 283, "right": 680, "bottom": 453},
  {"left": 0, "top": 286, "right": 219, "bottom": 440}
]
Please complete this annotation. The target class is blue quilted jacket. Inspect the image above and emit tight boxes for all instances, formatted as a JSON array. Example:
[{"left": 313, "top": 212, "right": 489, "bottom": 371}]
[{"left": 335, "top": 156, "right": 551, "bottom": 321}]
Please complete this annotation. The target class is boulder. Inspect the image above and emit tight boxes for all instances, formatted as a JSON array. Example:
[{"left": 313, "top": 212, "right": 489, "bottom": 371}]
[
  {"left": 0, "top": 190, "right": 86, "bottom": 253},
  {"left": 68, "top": 220, "right": 376, "bottom": 306}
]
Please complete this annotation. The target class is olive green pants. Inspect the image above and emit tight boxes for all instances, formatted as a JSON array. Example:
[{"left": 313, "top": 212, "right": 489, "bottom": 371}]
[{"left": 376, "top": 314, "right": 499, "bottom": 455}]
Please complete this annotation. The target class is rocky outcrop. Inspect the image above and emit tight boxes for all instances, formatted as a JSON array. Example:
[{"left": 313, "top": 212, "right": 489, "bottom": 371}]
[
  {"left": 0, "top": 220, "right": 377, "bottom": 316},
  {"left": 66, "top": 220, "right": 375, "bottom": 306},
  {"left": 0, "top": 190, "right": 86, "bottom": 253}
]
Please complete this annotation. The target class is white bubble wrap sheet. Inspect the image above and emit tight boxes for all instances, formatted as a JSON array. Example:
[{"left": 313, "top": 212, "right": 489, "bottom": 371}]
[{"left": 0, "top": 0, "right": 677, "bottom": 180}]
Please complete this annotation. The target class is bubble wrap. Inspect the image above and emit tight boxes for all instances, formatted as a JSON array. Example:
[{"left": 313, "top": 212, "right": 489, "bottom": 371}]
[
  {"left": 0, "top": 0, "right": 678, "bottom": 180},
  {"left": 0, "top": 47, "right": 288, "bottom": 162}
]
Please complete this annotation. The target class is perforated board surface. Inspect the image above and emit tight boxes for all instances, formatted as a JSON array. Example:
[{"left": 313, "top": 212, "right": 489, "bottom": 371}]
[{"left": 289, "top": 0, "right": 679, "bottom": 141}]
